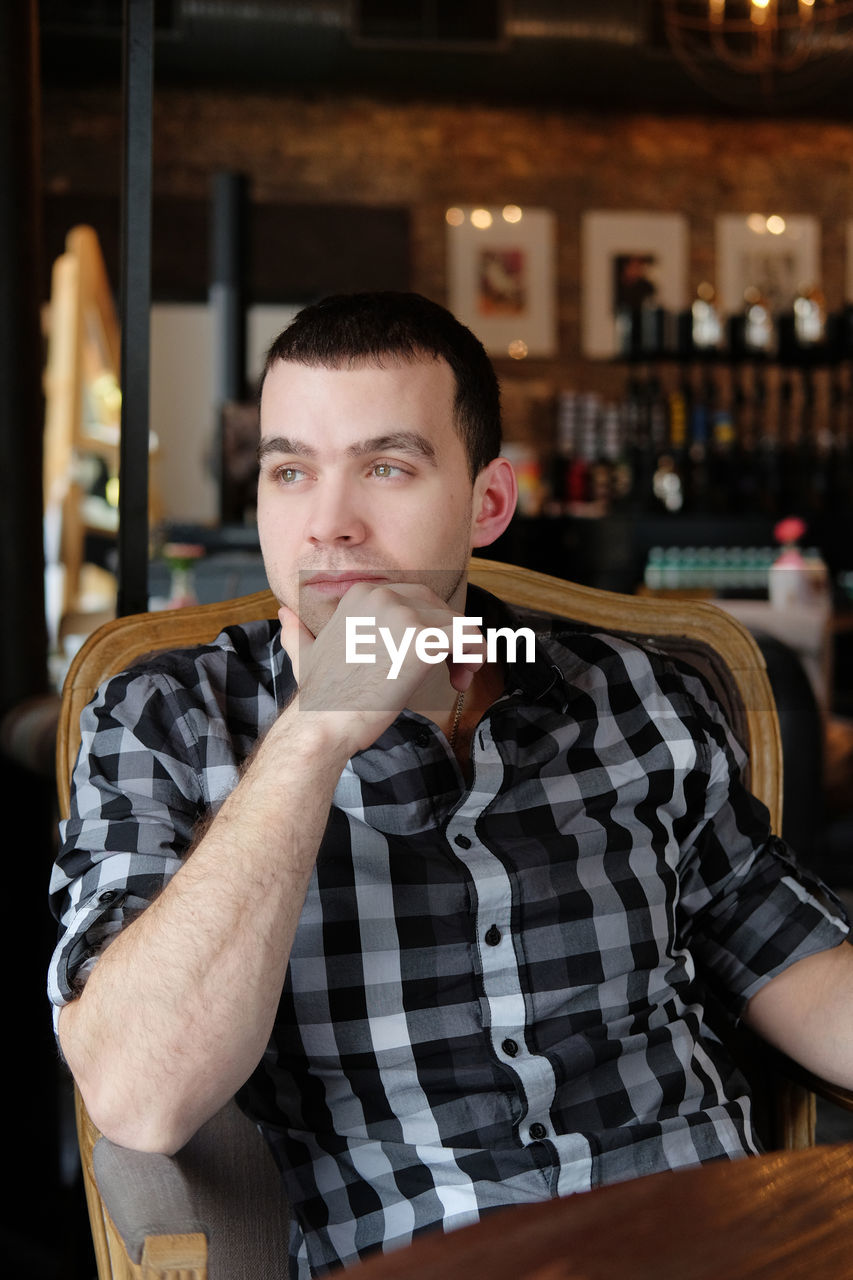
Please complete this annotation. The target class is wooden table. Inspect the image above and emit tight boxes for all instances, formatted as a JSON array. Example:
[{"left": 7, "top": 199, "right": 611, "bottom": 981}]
[{"left": 353, "top": 1144, "right": 853, "bottom": 1280}]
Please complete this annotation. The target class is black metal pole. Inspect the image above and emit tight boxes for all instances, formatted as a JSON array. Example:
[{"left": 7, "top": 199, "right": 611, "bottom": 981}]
[
  {"left": 0, "top": 0, "right": 47, "bottom": 713},
  {"left": 210, "top": 170, "right": 249, "bottom": 522},
  {"left": 0, "top": 1, "right": 67, "bottom": 1257},
  {"left": 211, "top": 170, "right": 248, "bottom": 408},
  {"left": 117, "top": 0, "right": 154, "bottom": 617}
]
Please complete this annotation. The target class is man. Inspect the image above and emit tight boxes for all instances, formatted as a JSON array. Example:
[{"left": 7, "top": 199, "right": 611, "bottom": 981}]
[{"left": 49, "top": 292, "right": 852, "bottom": 1277}]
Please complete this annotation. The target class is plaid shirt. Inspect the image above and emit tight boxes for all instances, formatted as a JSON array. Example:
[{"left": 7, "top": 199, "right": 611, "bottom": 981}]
[{"left": 48, "top": 586, "right": 848, "bottom": 1278}]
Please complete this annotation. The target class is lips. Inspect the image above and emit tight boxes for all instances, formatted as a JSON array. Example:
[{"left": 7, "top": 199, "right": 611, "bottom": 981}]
[{"left": 302, "top": 572, "right": 389, "bottom": 596}]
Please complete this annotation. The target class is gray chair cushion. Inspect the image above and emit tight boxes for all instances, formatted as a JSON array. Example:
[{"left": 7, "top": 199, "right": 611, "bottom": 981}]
[{"left": 93, "top": 1099, "right": 290, "bottom": 1278}]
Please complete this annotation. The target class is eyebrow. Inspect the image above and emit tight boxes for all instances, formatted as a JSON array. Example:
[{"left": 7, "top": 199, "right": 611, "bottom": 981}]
[{"left": 257, "top": 432, "right": 438, "bottom": 466}]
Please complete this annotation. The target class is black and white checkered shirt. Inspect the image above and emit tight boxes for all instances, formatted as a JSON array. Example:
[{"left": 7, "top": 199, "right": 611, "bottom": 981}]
[{"left": 48, "top": 586, "right": 848, "bottom": 1278}]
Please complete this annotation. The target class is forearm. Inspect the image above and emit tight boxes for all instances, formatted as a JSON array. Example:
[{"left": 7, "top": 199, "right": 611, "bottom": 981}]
[
  {"left": 59, "top": 706, "right": 349, "bottom": 1154},
  {"left": 60, "top": 582, "right": 473, "bottom": 1153},
  {"left": 744, "top": 940, "right": 853, "bottom": 1090}
]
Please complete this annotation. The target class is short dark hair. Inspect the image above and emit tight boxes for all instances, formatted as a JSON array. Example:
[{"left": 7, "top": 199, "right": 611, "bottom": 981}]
[{"left": 260, "top": 291, "right": 502, "bottom": 479}]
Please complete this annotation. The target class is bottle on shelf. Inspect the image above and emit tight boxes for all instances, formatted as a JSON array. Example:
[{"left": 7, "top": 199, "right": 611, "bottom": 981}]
[
  {"left": 706, "top": 365, "right": 738, "bottom": 513},
  {"left": 827, "top": 363, "right": 853, "bottom": 511},
  {"left": 741, "top": 286, "right": 775, "bottom": 357},
  {"left": 650, "top": 387, "right": 688, "bottom": 513},
  {"left": 730, "top": 361, "right": 765, "bottom": 511},
  {"left": 753, "top": 365, "right": 782, "bottom": 519},
  {"left": 622, "top": 370, "right": 657, "bottom": 512},
  {"left": 768, "top": 516, "right": 830, "bottom": 616},
  {"left": 793, "top": 283, "right": 827, "bottom": 348},
  {"left": 549, "top": 390, "right": 592, "bottom": 513},
  {"left": 600, "top": 401, "right": 633, "bottom": 511},
  {"left": 776, "top": 371, "right": 803, "bottom": 516},
  {"left": 686, "top": 366, "right": 713, "bottom": 513},
  {"left": 558, "top": 291, "right": 853, "bottom": 525},
  {"left": 690, "top": 281, "right": 724, "bottom": 353},
  {"left": 549, "top": 391, "right": 611, "bottom": 514},
  {"left": 577, "top": 393, "right": 607, "bottom": 512},
  {"left": 800, "top": 366, "right": 833, "bottom": 515},
  {"left": 548, "top": 390, "right": 577, "bottom": 514}
]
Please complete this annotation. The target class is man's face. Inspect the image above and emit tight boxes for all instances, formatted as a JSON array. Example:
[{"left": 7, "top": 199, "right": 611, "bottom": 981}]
[{"left": 257, "top": 355, "right": 486, "bottom": 636}]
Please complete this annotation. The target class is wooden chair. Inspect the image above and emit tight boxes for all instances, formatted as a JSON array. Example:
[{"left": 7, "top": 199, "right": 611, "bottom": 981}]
[{"left": 56, "top": 557, "right": 851, "bottom": 1280}]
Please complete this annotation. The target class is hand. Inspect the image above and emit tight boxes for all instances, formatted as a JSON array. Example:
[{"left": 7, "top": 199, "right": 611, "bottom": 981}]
[{"left": 278, "top": 581, "right": 484, "bottom": 754}]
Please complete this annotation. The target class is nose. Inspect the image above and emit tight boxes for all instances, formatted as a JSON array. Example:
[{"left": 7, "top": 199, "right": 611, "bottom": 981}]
[{"left": 304, "top": 474, "right": 367, "bottom": 547}]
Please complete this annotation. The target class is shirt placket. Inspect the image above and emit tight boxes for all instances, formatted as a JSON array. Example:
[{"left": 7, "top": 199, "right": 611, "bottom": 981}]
[{"left": 446, "top": 717, "right": 559, "bottom": 1147}]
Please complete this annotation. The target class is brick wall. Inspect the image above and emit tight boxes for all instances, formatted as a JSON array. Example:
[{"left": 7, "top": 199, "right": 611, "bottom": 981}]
[{"left": 42, "top": 84, "right": 853, "bottom": 450}]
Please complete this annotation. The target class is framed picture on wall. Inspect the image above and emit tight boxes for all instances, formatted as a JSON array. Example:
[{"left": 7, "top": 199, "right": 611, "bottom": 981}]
[
  {"left": 716, "top": 213, "right": 820, "bottom": 317},
  {"left": 446, "top": 205, "right": 557, "bottom": 359},
  {"left": 580, "top": 211, "right": 689, "bottom": 359}
]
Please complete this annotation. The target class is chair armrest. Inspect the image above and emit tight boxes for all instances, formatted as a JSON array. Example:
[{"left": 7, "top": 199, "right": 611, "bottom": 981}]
[
  {"left": 92, "top": 1098, "right": 290, "bottom": 1277},
  {"left": 773, "top": 1057, "right": 853, "bottom": 1114},
  {"left": 810, "top": 1077, "right": 853, "bottom": 1112},
  {"left": 92, "top": 1140, "right": 207, "bottom": 1264}
]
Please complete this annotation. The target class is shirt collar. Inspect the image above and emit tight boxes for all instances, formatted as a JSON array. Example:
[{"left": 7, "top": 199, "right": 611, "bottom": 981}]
[
  {"left": 465, "top": 581, "right": 571, "bottom": 712},
  {"left": 268, "top": 579, "right": 576, "bottom": 718}
]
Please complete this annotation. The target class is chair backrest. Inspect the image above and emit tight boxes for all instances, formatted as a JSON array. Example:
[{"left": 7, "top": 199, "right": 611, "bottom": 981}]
[
  {"left": 57, "top": 556, "right": 783, "bottom": 828},
  {"left": 57, "top": 584, "right": 279, "bottom": 816}
]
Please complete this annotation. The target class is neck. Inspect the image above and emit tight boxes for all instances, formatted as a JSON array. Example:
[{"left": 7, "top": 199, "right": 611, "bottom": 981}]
[
  {"left": 419, "top": 660, "right": 504, "bottom": 752},
  {"left": 408, "top": 662, "right": 467, "bottom": 725}
]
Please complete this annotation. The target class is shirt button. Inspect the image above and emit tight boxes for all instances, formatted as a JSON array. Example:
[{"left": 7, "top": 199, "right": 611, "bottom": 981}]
[
  {"left": 502, "top": 1038, "right": 519, "bottom": 1057},
  {"left": 414, "top": 728, "right": 431, "bottom": 747},
  {"left": 484, "top": 924, "right": 501, "bottom": 946},
  {"left": 98, "top": 890, "right": 120, "bottom": 904},
  {"left": 454, "top": 834, "right": 472, "bottom": 849},
  {"left": 529, "top": 1123, "right": 547, "bottom": 1141}
]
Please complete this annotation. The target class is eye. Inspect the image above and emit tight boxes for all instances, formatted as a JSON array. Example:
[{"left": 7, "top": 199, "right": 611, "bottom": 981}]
[
  {"left": 370, "top": 461, "right": 406, "bottom": 479},
  {"left": 274, "top": 465, "right": 306, "bottom": 485}
]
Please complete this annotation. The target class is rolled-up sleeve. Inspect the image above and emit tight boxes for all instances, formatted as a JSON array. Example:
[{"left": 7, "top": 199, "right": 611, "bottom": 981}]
[
  {"left": 675, "top": 675, "right": 850, "bottom": 1013},
  {"left": 48, "top": 665, "right": 214, "bottom": 1019}
]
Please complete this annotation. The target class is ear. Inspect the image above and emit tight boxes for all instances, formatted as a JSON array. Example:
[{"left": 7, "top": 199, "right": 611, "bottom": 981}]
[{"left": 470, "top": 456, "right": 518, "bottom": 549}]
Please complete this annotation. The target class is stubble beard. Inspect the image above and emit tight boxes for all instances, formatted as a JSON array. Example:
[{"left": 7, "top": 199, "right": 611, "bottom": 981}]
[{"left": 289, "top": 562, "right": 471, "bottom": 638}]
